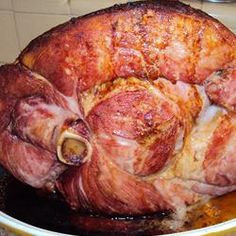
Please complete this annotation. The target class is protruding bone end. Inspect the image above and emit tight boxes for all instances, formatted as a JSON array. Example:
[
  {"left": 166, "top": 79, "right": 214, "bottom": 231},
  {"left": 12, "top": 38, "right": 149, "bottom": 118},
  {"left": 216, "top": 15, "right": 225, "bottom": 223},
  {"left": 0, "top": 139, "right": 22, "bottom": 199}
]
[{"left": 57, "top": 130, "right": 92, "bottom": 166}]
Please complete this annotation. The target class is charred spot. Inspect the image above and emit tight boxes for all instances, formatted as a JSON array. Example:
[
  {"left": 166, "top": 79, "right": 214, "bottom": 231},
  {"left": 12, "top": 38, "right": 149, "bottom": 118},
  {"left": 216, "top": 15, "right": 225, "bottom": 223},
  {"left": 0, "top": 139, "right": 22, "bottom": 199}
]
[{"left": 70, "top": 17, "right": 77, "bottom": 24}]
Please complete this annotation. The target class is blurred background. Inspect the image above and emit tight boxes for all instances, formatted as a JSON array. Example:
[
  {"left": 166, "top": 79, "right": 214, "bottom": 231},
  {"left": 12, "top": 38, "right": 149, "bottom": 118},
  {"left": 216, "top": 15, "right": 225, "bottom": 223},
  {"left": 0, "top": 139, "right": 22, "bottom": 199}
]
[{"left": 0, "top": 0, "right": 235, "bottom": 65}]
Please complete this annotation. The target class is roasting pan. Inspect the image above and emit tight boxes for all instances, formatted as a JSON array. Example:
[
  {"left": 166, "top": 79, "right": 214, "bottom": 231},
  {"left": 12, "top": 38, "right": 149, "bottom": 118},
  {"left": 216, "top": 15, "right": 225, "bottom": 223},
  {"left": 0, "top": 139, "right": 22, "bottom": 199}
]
[
  {"left": 0, "top": 212, "right": 236, "bottom": 236},
  {"left": 0, "top": 167, "right": 235, "bottom": 236}
]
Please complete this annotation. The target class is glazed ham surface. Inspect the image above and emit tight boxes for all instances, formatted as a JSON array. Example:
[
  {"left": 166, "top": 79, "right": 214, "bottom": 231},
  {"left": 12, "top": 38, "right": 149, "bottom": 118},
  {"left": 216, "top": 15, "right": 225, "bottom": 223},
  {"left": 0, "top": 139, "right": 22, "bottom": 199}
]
[{"left": 0, "top": 0, "right": 235, "bottom": 217}]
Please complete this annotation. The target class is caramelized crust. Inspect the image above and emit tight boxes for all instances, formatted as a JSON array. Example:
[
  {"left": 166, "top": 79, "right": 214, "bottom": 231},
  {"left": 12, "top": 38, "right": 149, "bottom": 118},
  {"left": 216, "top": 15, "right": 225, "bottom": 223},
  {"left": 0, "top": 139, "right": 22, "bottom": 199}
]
[{"left": 19, "top": 1, "right": 235, "bottom": 95}]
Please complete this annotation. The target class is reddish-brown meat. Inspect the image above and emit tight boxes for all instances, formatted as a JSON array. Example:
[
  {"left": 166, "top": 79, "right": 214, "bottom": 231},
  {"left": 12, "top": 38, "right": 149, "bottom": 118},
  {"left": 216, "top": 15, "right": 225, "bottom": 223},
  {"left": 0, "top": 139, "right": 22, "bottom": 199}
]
[{"left": 0, "top": 0, "right": 235, "bottom": 217}]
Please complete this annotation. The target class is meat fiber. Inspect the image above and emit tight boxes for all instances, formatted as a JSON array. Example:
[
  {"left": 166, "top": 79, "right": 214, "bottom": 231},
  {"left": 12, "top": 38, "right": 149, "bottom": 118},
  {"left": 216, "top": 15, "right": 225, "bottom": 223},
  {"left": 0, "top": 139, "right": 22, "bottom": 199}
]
[{"left": 0, "top": 0, "right": 235, "bottom": 218}]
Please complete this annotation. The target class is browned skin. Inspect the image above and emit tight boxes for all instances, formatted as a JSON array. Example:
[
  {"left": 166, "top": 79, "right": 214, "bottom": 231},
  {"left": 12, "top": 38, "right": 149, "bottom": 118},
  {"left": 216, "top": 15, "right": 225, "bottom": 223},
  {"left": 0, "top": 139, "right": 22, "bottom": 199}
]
[
  {"left": 0, "top": 0, "right": 235, "bottom": 217},
  {"left": 19, "top": 1, "right": 235, "bottom": 102}
]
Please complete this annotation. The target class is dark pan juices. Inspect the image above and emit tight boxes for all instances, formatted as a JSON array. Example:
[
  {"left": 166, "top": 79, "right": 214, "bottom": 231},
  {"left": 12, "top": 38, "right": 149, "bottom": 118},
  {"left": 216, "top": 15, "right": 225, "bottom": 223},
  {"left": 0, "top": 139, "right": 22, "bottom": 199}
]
[
  {"left": 0, "top": 168, "right": 236, "bottom": 236},
  {"left": 0, "top": 169, "right": 173, "bottom": 236}
]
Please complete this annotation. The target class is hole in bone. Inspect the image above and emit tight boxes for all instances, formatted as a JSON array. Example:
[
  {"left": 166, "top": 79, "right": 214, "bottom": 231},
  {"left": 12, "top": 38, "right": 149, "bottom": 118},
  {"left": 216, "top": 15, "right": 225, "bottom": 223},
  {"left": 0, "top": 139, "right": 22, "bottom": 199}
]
[
  {"left": 57, "top": 130, "right": 92, "bottom": 166},
  {"left": 61, "top": 138, "right": 87, "bottom": 165}
]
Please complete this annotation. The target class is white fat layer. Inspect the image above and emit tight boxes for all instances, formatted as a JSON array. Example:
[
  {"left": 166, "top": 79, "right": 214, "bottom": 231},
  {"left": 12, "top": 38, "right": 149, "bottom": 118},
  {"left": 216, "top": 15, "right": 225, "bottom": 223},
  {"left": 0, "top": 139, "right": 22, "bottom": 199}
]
[
  {"left": 173, "top": 103, "right": 225, "bottom": 183},
  {"left": 193, "top": 181, "right": 236, "bottom": 196},
  {"left": 112, "top": 134, "right": 138, "bottom": 148},
  {"left": 31, "top": 70, "right": 52, "bottom": 84},
  {"left": 190, "top": 85, "right": 225, "bottom": 162},
  {"left": 78, "top": 176, "right": 87, "bottom": 198},
  {"left": 197, "top": 104, "right": 225, "bottom": 125},
  {"left": 176, "top": 81, "right": 192, "bottom": 101},
  {"left": 97, "top": 133, "right": 139, "bottom": 174},
  {"left": 18, "top": 102, "right": 74, "bottom": 148},
  {"left": 64, "top": 95, "right": 93, "bottom": 142},
  {"left": 195, "top": 85, "right": 211, "bottom": 120},
  {"left": 191, "top": 105, "right": 224, "bottom": 160},
  {"left": 31, "top": 69, "right": 82, "bottom": 118},
  {"left": 174, "top": 129, "right": 184, "bottom": 154},
  {"left": 165, "top": 41, "right": 189, "bottom": 60},
  {"left": 162, "top": 42, "right": 189, "bottom": 81},
  {"left": 78, "top": 175, "right": 90, "bottom": 208},
  {"left": 64, "top": 96, "right": 81, "bottom": 116}
]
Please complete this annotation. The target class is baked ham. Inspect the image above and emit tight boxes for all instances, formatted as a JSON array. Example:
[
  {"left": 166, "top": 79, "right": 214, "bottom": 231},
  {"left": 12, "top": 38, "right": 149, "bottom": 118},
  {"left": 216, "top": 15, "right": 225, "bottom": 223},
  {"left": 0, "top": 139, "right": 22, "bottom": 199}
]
[{"left": 0, "top": 0, "right": 235, "bottom": 219}]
